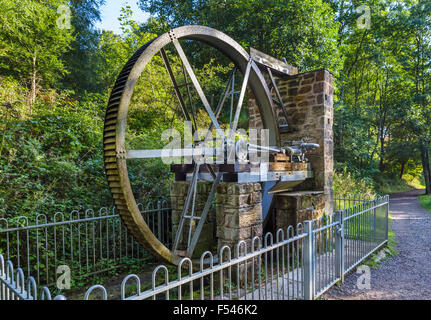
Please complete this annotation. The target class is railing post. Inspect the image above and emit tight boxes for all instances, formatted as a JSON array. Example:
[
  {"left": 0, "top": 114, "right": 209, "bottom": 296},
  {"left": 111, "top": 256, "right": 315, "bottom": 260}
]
[
  {"left": 157, "top": 201, "right": 162, "bottom": 240},
  {"left": 334, "top": 211, "right": 344, "bottom": 283},
  {"left": 373, "top": 199, "right": 377, "bottom": 240},
  {"left": 303, "top": 220, "right": 314, "bottom": 300},
  {"left": 356, "top": 207, "right": 360, "bottom": 240},
  {"left": 385, "top": 195, "right": 389, "bottom": 241}
]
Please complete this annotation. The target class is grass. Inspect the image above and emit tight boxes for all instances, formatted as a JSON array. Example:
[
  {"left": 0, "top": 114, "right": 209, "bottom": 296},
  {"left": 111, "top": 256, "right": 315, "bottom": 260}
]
[
  {"left": 365, "top": 214, "right": 397, "bottom": 269},
  {"left": 376, "top": 184, "right": 411, "bottom": 196},
  {"left": 419, "top": 194, "right": 431, "bottom": 212},
  {"left": 375, "top": 174, "right": 425, "bottom": 195}
]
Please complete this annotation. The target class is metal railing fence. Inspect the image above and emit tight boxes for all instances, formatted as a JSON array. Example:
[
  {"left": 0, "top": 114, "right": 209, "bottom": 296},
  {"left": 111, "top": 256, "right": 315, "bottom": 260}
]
[
  {"left": 0, "top": 194, "right": 389, "bottom": 300},
  {"left": 342, "top": 196, "right": 389, "bottom": 274},
  {"left": 0, "top": 200, "right": 172, "bottom": 288},
  {"left": 333, "top": 193, "right": 375, "bottom": 211},
  {"left": 120, "top": 225, "right": 306, "bottom": 301},
  {"left": 1, "top": 224, "right": 307, "bottom": 301},
  {"left": 0, "top": 254, "right": 59, "bottom": 300}
]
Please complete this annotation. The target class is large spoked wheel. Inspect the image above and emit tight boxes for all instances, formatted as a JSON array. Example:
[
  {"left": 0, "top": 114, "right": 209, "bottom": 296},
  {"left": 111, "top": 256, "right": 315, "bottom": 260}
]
[{"left": 103, "top": 26, "right": 279, "bottom": 265}]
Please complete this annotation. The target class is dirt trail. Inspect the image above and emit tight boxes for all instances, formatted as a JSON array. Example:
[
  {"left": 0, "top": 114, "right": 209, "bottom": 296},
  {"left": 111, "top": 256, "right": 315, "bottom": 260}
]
[{"left": 323, "top": 189, "right": 431, "bottom": 300}]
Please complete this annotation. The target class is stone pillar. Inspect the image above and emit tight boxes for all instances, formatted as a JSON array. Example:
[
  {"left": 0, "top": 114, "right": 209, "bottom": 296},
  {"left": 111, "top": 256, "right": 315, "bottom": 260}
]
[
  {"left": 248, "top": 68, "right": 334, "bottom": 228},
  {"left": 216, "top": 182, "right": 262, "bottom": 286},
  {"left": 170, "top": 181, "right": 216, "bottom": 257},
  {"left": 277, "top": 69, "right": 334, "bottom": 215},
  {"left": 216, "top": 183, "right": 263, "bottom": 254},
  {"left": 274, "top": 196, "right": 296, "bottom": 231}
]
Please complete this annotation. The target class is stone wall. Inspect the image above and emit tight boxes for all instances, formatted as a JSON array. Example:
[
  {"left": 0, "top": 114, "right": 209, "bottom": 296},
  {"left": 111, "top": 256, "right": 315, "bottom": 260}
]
[
  {"left": 216, "top": 183, "right": 262, "bottom": 253},
  {"left": 274, "top": 192, "right": 326, "bottom": 230},
  {"left": 278, "top": 69, "right": 334, "bottom": 208},
  {"left": 216, "top": 182, "right": 262, "bottom": 284},
  {"left": 249, "top": 68, "right": 334, "bottom": 228}
]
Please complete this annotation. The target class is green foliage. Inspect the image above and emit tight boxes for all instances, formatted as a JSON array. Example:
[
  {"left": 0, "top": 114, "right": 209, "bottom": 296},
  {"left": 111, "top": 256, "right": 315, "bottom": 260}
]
[
  {"left": 333, "top": 0, "right": 431, "bottom": 192},
  {"left": 61, "top": 0, "right": 106, "bottom": 95},
  {"left": 333, "top": 168, "right": 375, "bottom": 197},
  {"left": 96, "top": 7, "right": 157, "bottom": 91},
  {"left": 374, "top": 174, "right": 416, "bottom": 195},
  {"left": 0, "top": 0, "right": 74, "bottom": 106},
  {"left": 419, "top": 194, "right": 431, "bottom": 213},
  {"left": 0, "top": 91, "right": 110, "bottom": 217},
  {"left": 139, "top": 0, "right": 343, "bottom": 74}
]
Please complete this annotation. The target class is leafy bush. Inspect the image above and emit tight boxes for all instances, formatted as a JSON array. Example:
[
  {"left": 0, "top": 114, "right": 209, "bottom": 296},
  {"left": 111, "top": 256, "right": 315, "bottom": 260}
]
[
  {"left": 0, "top": 91, "right": 111, "bottom": 218},
  {"left": 333, "top": 168, "right": 375, "bottom": 198},
  {"left": 419, "top": 194, "right": 431, "bottom": 212}
]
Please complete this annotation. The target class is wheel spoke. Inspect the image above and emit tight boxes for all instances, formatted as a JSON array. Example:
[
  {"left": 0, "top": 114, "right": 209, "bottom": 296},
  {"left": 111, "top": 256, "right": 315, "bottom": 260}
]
[
  {"left": 172, "top": 163, "right": 200, "bottom": 252},
  {"left": 210, "top": 67, "right": 237, "bottom": 132},
  {"left": 229, "top": 67, "right": 237, "bottom": 129},
  {"left": 181, "top": 61, "right": 199, "bottom": 133},
  {"left": 172, "top": 39, "right": 225, "bottom": 140},
  {"left": 230, "top": 59, "right": 253, "bottom": 137},
  {"left": 226, "top": 59, "right": 253, "bottom": 162},
  {"left": 187, "top": 172, "right": 222, "bottom": 257},
  {"left": 125, "top": 148, "right": 220, "bottom": 160},
  {"left": 186, "top": 167, "right": 199, "bottom": 248},
  {"left": 205, "top": 163, "right": 217, "bottom": 179},
  {"left": 160, "top": 48, "right": 196, "bottom": 131},
  {"left": 202, "top": 67, "right": 237, "bottom": 151}
]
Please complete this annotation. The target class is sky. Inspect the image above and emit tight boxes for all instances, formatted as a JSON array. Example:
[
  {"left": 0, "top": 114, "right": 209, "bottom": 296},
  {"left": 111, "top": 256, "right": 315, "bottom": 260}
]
[{"left": 95, "top": 0, "right": 150, "bottom": 34}]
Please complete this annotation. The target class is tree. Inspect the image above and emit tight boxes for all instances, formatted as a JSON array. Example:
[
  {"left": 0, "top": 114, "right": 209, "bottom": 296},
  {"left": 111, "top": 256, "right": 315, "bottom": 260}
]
[
  {"left": 61, "top": 0, "right": 106, "bottom": 95},
  {"left": 332, "top": 1, "right": 406, "bottom": 171},
  {"left": 97, "top": 6, "right": 156, "bottom": 92},
  {"left": 395, "top": 0, "right": 431, "bottom": 193},
  {"left": 0, "top": 0, "right": 74, "bottom": 111},
  {"left": 138, "top": 0, "right": 343, "bottom": 74}
]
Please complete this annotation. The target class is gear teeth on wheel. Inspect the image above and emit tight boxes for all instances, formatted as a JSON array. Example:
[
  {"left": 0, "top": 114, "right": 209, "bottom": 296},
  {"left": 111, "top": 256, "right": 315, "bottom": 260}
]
[{"left": 102, "top": 39, "right": 166, "bottom": 262}]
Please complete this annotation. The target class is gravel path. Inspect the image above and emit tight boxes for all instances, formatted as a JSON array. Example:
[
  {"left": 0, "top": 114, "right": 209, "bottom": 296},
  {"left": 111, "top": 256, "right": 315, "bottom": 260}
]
[{"left": 322, "top": 189, "right": 431, "bottom": 300}]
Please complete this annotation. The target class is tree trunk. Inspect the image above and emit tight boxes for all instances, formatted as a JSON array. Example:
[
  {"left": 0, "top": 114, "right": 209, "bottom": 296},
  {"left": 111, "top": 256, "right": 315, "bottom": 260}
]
[
  {"left": 399, "top": 161, "right": 406, "bottom": 180},
  {"left": 378, "top": 133, "right": 385, "bottom": 172},
  {"left": 419, "top": 142, "right": 431, "bottom": 194},
  {"left": 29, "top": 54, "right": 37, "bottom": 113}
]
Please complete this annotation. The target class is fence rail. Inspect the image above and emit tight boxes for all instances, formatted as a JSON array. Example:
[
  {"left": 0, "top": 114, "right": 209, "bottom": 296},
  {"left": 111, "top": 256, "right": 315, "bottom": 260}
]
[
  {"left": 0, "top": 200, "right": 172, "bottom": 287},
  {"left": 333, "top": 193, "right": 375, "bottom": 211},
  {"left": 0, "top": 194, "right": 389, "bottom": 300}
]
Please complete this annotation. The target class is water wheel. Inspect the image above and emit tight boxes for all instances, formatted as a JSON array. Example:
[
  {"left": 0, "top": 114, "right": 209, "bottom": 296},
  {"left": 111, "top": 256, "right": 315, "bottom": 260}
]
[{"left": 103, "top": 26, "right": 279, "bottom": 265}]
